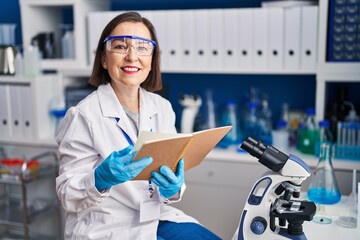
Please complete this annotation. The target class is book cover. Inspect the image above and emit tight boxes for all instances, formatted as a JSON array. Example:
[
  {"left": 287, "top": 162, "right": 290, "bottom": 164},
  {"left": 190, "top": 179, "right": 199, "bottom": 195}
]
[{"left": 132, "top": 125, "right": 232, "bottom": 180}]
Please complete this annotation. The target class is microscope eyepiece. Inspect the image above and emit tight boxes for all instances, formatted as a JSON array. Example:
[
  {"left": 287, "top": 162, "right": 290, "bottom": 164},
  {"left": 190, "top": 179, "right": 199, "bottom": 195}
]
[
  {"left": 240, "top": 137, "right": 266, "bottom": 158},
  {"left": 240, "top": 137, "right": 289, "bottom": 172}
]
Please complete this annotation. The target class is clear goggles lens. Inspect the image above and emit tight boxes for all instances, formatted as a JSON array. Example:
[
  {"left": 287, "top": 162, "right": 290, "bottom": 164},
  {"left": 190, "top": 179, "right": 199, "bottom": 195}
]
[{"left": 104, "top": 35, "right": 156, "bottom": 56}]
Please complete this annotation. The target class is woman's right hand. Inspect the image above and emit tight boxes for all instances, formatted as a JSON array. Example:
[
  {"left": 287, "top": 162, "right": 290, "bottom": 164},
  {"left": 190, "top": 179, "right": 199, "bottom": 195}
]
[{"left": 94, "top": 146, "right": 153, "bottom": 191}]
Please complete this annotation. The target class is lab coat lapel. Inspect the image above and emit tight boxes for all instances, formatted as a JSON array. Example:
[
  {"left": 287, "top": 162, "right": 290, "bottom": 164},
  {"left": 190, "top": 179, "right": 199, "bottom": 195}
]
[
  {"left": 97, "top": 83, "right": 137, "bottom": 144},
  {"left": 139, "top": 88, "right": 158, "bottom": 133}
]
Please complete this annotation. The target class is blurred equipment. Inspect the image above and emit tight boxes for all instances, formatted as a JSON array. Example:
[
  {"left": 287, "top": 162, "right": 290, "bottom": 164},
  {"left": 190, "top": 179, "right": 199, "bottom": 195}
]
[
  {"left": 31, "top": 32, "right": 56, "bottom": 59},
  {"left": 179, "top": 93, "right": 202, "bottom": 133},
  {"left": 0, "top": 24, "right": 17, "bottom": 75},
  {"left": 219, "top": 99, "right": 240, "bottom": 148},
  {"left": 336, "top": 169, "right": 357, "bottom": 228},
  {"left": 0, "top": 45, "right": 16, "bottom": 75},
  {"left": 298, "top": 108, "right": 318, "bottom": 154},
  {"left": 233, "top": 137, "right": 316, "bottom": 240},
  {"left": 307, "top": 143, "right": 341, "bottom": 205}
]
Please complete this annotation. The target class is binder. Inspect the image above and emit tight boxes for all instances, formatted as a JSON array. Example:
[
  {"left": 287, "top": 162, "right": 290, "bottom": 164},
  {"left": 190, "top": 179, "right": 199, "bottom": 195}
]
[
  {"left": 138, "top": 10, "right": 154, "bottom": 22},
  {"left": 208, "top": 9, "right": 224, "bottom": 69},
  {"left": 252, "top": 8, "right": 269, "bottom": 70},
  {"left": 9, "top": 85, "right": 23, "bottom": 139},
  {"left": 152, "top": 11, "right": 169, "bottom": 71},
  {"left": 87, "top": 12, "right": 103, "bottom": 66},
  {"left": 194, "top": 9, "right": 210, "bottom": 70},
  {"left": 0, "top": 84, "right": 12, "bottom": 139},
  {"left": 180, "top": 10, "right": 195, "bottom": 70},
  {"left": 268, "top": 7, "right": 285, "bottom": 70},
  {"left": 132, "top": 126, "right": 232, "bottom": 180},
  {"left": 300, "top": 6, "right": 318, "bottom": 70},
  {"left": 165, "top": 10, "right": 181, "bottom": 70},
  {"left": 19, "top": 85, "right": 34, "bottom": 139},
  {"left": 238, "top": 8, "right": 253, "bottom": 69},
  {"left": 223, "top": 9, "right": 239, "bottom": 70},
  {"left": 284, "top": 7, "right": 301, "bottom": 69}
]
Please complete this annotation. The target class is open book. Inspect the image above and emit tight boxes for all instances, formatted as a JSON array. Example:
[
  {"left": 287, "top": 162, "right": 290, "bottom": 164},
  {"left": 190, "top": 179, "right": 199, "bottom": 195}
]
[{"left": 132, "top": 126, "right": 232, "bottom": 180}]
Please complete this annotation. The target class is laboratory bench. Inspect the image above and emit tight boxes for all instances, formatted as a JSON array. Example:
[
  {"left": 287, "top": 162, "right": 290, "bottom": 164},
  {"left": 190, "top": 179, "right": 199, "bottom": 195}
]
[
  {"left": 172, "top": 147, "right": 360, "bottom": 240},
  {"left": 302, "top": 194, "right": 358, "bottom": 240}
]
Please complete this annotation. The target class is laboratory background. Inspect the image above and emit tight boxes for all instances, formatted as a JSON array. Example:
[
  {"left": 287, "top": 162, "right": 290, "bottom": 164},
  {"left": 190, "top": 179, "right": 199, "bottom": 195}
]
[{"left": 0, "top": 0, "right": 360, "bottom": 239}]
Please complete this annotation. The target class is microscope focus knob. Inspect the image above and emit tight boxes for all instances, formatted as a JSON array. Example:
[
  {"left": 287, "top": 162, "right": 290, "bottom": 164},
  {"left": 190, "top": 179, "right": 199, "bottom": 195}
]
[{"left": 250, "top": 217, "right": 267, "bottom": 235}]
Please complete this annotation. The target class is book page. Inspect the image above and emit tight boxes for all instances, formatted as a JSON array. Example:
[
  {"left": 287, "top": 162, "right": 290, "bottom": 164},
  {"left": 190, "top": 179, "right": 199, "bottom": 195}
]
[
  {"left": 132, "top": 135, "right": 193, "bottom": 180},
  {"left": 133, "top": 131, "right": 191, "bottom": 152},
  {"left": 182, "top": 126, "right": 232, "bottom": 171},
  {"left": 132, "top": 126, "right": 232, "bottom": 180}
]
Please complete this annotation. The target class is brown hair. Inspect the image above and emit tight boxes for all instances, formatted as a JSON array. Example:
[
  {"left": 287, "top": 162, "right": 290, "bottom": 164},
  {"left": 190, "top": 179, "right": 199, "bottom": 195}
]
[{"left": 88, "top": 12, "right": 162, "bottom": 92}]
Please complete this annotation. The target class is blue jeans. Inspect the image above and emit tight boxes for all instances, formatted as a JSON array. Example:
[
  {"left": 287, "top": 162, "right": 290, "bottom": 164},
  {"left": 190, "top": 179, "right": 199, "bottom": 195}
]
[{"left": 157, "top": 221, "right": 221, "bottom": 240}]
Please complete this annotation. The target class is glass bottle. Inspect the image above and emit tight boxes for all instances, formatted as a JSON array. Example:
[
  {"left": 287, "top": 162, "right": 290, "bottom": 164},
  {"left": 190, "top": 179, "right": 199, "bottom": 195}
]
[
  {"left": 257, "top": 94, "right": 273, "bottom": 145},
  {"left": 298, "top": 108, "right": 319, "bottom": 154},
  {"left": 314, "top": 120, "right": 333, "bottom": 157},
  {"left": 307, "top": 143, "right": 341, "bottom": 204},
  {"left": 243, "top": 101, "right": 259, "bottom": 140},
  {"left": 272, "top": 120, "right": 289, "bottom": 152},
  {"left": 219, "top": 99, "right": 240, "bottom": 148}
]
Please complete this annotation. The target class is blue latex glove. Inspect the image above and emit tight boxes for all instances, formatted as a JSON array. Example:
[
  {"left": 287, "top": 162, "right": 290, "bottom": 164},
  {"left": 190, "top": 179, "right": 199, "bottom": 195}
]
[
  {"left": 150, "top": 159, "right": 184, "bottom": 198},
  {"left": 94, "top": 146, "right": 153, "bottom": 191}
]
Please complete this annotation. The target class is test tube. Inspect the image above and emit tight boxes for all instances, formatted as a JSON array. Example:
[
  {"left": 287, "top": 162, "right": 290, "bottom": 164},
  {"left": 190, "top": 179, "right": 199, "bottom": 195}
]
[
  {"left": 357, "top": 123, "right": 360, "bottom": 146},
  {"left": 349, "top": 123, "right": 356, "bottom": 146},
  {"left": 337, "top": 121, "right": 342, "bottom": 145},
  {"left": 341, "top": 122, "right": 347, "bottom": 145}
]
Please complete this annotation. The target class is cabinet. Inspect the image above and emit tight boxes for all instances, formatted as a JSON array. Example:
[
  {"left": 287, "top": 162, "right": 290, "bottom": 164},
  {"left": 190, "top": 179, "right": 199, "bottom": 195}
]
[
  {"left": 0, "top": 150, "right": 61, "bottom": 240},
  {"left": 315, "top": 0, "right": 360, "bottom": 120},
  {"left": 19, "top": 0, "right": 110, "bottom": 70}
]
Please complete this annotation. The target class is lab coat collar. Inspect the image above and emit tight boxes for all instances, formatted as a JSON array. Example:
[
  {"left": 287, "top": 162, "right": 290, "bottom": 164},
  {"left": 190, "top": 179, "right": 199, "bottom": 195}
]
[{"left": 97, "top": 84, "right": 159, "bottom": 142}]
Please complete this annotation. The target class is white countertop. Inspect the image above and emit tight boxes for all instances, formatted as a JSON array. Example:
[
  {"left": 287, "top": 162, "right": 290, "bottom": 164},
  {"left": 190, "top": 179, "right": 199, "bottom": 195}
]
[
  {"left": 303, "top": 195, "right": 358, "bottom": 240},
  {"left": 206, "top": 147, "right": 360, "bottom": 171}
]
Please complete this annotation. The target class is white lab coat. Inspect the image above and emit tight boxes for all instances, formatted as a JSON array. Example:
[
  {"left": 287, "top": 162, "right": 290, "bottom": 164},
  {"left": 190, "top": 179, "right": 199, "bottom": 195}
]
[{"left": 56, "top": 83, "right": 197, "bottom": 240}]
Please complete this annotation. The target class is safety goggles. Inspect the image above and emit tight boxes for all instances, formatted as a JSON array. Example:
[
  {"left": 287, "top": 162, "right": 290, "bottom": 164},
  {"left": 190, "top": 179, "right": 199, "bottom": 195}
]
[{"left": 103, "top": 35, "right": 156, "bottom": 56}]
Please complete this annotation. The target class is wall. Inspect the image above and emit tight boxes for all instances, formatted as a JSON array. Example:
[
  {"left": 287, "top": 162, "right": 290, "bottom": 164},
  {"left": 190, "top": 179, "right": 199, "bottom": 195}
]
[{"left": 0, "top": 0, "right": 317, "bottom": 132}]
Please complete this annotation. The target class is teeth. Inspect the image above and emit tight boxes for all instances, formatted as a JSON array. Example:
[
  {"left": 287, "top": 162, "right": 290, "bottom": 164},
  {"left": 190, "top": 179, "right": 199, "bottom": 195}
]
[{"left": 123, "top": 67, "right": 138, "bottom": 72}]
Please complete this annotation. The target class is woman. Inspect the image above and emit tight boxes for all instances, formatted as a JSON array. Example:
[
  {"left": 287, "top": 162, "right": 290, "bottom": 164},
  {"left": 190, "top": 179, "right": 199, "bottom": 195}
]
[{"left": 56, "top": 12, "right": 220, "bottom": 240}]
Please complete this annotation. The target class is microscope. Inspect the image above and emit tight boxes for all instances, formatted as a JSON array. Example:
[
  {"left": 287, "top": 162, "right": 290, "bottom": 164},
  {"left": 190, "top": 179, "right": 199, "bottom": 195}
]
[{"left": 233, "top": 137, "right": 316, "bottom": 240}]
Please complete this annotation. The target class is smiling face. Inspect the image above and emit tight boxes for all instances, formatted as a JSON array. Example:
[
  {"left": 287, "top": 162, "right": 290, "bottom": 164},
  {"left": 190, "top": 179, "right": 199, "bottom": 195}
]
[{"left": 102, "top": 21, "right": 153, "bottom": 89}]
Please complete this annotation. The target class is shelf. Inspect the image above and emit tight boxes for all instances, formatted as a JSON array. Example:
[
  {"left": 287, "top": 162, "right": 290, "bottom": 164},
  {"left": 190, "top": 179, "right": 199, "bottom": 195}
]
[
  {"left": 206, "top": 147, "right": 360, "bottom": 171},
  {"left": 0, "top": 138, "right": 57, "bottom": 148},
  {"left": 19, "top": 0, "right": 110, "bottom": 70},
  {"left": 0, "top": 232, "right": 60, "bottom": 240},
  {"left": 0, "top": 166, "right": 58, "bottom": 185},
  {"left": 58, "top": 67, "right": 316, "bottom": 78},
  {"left": 0, "top": 199, "right": 56, "bottom": 226},
  {"left": 162, "top": 68, "right": 316, "bottom": 75}
]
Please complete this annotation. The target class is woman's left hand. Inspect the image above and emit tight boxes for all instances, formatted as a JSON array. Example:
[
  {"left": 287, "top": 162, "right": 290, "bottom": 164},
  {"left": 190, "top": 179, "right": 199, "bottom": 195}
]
[{"left": 150, "top": 159, "right": 184, "bottom": 198}]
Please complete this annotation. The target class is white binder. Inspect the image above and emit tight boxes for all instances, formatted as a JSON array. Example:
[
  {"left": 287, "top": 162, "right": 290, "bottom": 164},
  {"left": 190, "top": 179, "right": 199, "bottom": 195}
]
[
  {"left": 223, "top": 9, "right": 239, "bottom": 70},
  {"left": 138, "top": 10, "right": 154, "bottom": 22},
  {"left": 0, "top": 84, "right": 12, "bottom": 139},
  {"left": 284, "top": 7, "right": 301, "bottom": 69},
  {"left": 152, "top": 11, "right": 169, "bottom": 71},
  {"left": 268, "top": 7, "right": 285, "bottom": 70},
  {"left": 208, "top": 9, "right": 224, "bottom": 70},
  {"left": 238, "top": 8, "right": 253, "bottom": 69},
  {"left": 87, "top": 12, "right": 103, "bottom": 66},
  {"left": 9, "top": 85, "right": 23, "bottom": 139},
  {"left": 300, "top": 6, "right": 318, "bottom": 70},
  {"left": 252, "top": 8, "right": 269, "bottom": 70},
  {"left": 166, "top": 10, "right": 181, "bottom": 70},
  {"left": 19, "top": 85, "right": 34, "bottom": 139},
  {"left": 180, "top": 10, "right": 195, "bottom": 70},
  {"left": 194, "top": 9, "right": 210, "bottom": 70}
]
